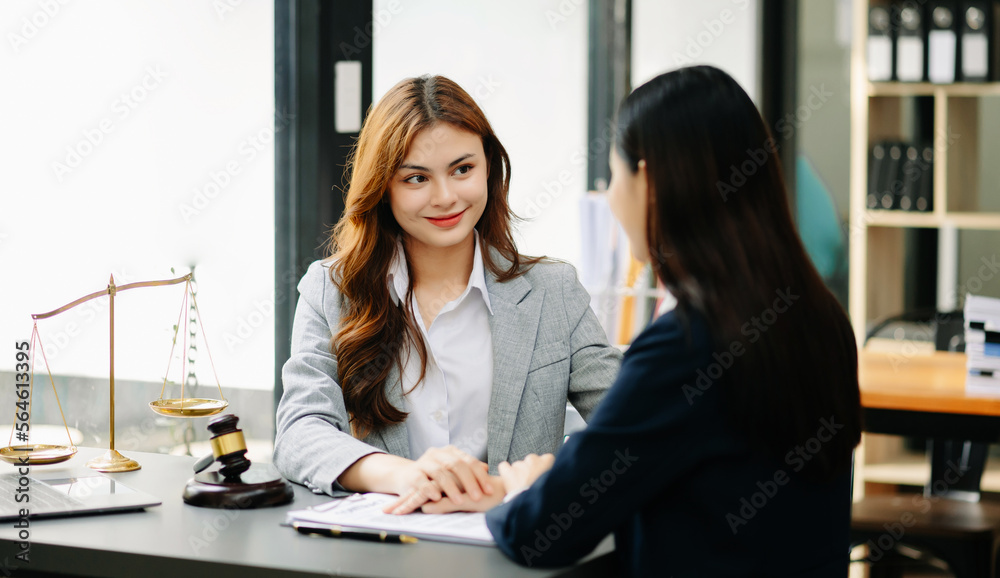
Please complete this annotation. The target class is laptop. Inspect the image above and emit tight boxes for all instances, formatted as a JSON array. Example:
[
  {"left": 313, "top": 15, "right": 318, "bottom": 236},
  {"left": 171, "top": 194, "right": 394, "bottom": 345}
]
[{"left": 0, "top": 467, "right": 161, "bottom": 521}]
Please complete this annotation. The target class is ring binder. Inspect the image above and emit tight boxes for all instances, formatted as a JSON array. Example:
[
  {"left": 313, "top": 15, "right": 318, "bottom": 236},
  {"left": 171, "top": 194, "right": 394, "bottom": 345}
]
[
  {"left": 960, "top": 1, "right": 998, "bottom": 81},
  {"left": 868, "top": 143, "right": 886, "bottom": 210},
  {"left": 869, "top": 5, "right": 895, "bottom": 81},
  {"left": 896, "top": 4, "right": 927, "bottom": 81},
  {"left": 881, "top": 143, "right": 904, "bottom": 210},
  {"left": 916, "top": 145, "right": 934, "bottom": 212},
  {"left": 928, "top": 1, "right": 959, "bottom": 83}
]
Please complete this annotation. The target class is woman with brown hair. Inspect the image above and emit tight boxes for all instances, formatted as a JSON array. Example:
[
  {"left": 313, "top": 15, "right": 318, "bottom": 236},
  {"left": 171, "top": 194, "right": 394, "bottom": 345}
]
[{"left": 273, "top": 75, "right": 621, "bottom": 506}]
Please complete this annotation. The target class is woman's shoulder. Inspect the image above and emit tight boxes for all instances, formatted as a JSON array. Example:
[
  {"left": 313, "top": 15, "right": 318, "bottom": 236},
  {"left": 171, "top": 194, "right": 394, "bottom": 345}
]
[
  {"left": 297, "top": 259, "right": 341, "bottom": 303},
  {"left": 516, "top": 257, "right": 579, "bottom": 286},
  {"left": 628, "top": 307, "right": 714, "bottom": 363}
]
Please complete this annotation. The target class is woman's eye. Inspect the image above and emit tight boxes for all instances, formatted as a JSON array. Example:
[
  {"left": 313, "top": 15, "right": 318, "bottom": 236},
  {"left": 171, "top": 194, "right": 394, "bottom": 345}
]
[
  {"left": 403, "top": 174, "right": 427, "bottom": 184},
  {"left": 454, "top": 164, "right": 473, "bottom": 176}
]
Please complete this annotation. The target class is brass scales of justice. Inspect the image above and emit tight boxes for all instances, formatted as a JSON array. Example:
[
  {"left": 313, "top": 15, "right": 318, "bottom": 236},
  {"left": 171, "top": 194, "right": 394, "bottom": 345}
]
[{"left": 2, "top": 272, "right": 228, "bottom": 472}]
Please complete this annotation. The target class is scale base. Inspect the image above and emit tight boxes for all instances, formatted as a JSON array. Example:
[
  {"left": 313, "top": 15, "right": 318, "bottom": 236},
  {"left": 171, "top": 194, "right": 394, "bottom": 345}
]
[
  {"left": 87, "top": 449, "right": 141, "bottom": 472},
  {"left": 183, "top": 463, "right": 293, "bottom": 509}
]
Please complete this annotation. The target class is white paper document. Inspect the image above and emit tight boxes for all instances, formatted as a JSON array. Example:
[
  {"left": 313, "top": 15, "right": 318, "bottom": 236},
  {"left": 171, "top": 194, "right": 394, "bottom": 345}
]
[{"left": 286, "top": 493, "right": 496, "bottom": 546}]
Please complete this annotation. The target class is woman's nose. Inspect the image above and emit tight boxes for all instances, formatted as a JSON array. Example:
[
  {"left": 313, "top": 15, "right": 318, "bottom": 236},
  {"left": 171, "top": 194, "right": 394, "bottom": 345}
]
[{"left": 430, "top": 180, "right": 457, "bottom": 206}]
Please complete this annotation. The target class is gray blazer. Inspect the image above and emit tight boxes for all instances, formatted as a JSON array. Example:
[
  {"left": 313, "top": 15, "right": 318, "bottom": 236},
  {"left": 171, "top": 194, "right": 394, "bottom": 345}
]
[{"left": 273, "top": 253, "right": 622, "bottom": 495}]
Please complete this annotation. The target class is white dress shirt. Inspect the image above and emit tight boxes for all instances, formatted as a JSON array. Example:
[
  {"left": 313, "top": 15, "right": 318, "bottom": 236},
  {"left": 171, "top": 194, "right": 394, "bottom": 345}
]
[{"left": 388, "top": 233, "right": 494, "bottom": 462}]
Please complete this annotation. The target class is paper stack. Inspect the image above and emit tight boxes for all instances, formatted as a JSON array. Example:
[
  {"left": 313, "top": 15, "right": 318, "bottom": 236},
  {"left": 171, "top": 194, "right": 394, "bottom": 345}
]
[
  {"left": 964, "top": 294, "right": 1000, "bottom": 395},
  {"left": 285, "top": 492, "right": 495, "bottom": 546}
]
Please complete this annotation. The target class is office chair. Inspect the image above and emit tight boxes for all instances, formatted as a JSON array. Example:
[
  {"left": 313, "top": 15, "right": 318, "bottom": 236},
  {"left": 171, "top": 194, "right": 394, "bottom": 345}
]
[{"left": 852, "top": 309, "right": 1000, "bottom": 578}]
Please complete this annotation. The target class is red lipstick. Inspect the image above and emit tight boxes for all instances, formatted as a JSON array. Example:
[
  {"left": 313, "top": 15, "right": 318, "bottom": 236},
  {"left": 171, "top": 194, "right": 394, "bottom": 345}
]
[{"left": 426, "top": 209, "right": 466, "bottom": 228}]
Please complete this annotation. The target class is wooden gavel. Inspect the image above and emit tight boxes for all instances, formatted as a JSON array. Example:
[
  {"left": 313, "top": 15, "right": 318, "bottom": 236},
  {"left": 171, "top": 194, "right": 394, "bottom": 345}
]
[{"left": 193, "top": 414, "right": 250, "bottom": 479}]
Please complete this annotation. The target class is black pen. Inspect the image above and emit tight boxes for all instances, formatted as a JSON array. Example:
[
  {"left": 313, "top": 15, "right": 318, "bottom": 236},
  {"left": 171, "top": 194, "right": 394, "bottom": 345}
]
[{"left": 293, "top": 522, "right": 419, "bottom": 544}]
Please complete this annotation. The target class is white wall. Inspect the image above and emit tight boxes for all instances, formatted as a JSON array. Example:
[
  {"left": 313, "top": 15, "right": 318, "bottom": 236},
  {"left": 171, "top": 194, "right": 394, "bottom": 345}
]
[
  {"left": 0, "top": 1, "right": 275, "bottom": 390},
  {"left": 373, "top": 0, "right": 590, "bottom": 267},
  {"left": 632, "top": 0, "right": 759, "bottom": 103}
]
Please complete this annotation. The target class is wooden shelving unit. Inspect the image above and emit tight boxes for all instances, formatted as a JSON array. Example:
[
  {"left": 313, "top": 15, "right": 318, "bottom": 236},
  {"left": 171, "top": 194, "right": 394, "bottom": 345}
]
[
  {"left": 849, "top": 0, "right": 1000, "bottom": 341},
  {"left": 849, "top": 0, "right": 1000, "bottom": 496}
]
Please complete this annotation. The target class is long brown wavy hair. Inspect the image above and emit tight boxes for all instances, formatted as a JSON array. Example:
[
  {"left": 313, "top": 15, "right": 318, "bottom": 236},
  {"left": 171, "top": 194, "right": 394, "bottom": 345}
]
[{"left": 328, "top": 75, "right": 541, "bottom": 438}]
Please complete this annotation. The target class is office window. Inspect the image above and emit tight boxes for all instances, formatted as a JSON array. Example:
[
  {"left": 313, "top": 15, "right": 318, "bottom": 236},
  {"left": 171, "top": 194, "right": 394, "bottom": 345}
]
[{"left": 1, "top": 1, "right": 275, "bottom": 452}]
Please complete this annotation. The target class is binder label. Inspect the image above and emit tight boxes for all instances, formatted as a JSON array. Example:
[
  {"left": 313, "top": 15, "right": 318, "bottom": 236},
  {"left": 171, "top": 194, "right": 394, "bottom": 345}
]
[
  {"left": 896, "top": 37, "right": 924, "bottom": 81},
  {"left": 962, "top": 33, "right": 989, "bottom": 78},
  {"left": 868, "top": 36, "right": 893, "bottom": 81},
  {"left": 928, "top": 29, "right": 958, "bottom": 83}
]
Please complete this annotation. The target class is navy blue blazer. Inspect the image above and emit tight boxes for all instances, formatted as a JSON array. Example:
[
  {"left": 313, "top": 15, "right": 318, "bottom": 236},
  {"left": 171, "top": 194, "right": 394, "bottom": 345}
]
[{"left": 486, "top": 307, "right": 852, "bottom": 577}]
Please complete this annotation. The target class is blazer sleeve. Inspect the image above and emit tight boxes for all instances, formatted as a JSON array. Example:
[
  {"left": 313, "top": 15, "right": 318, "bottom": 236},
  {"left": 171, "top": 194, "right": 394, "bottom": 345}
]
[
  {"left": 560, "top": 264, "right": 622, "bottom": 421},
  {"left": 273, "top": 260, "right": 385, "bottom": 495},
  {"left": 485, "top": 312, "right": 714, "bottom": 567}
]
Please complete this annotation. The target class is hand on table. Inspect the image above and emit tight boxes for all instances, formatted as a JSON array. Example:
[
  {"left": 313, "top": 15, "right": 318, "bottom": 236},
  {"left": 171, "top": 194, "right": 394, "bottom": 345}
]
[
  {"left": 498, "top": 453, "right": 554, "bottom": 496},
  {"left": 384, "top": 446, "right": 493, "bottom": 515},
  {"left": 388, "top": 453, "right": 556, "bottom": 515},
  {"left": 418, "top": 476, "right": 506, "bottom": 514}
]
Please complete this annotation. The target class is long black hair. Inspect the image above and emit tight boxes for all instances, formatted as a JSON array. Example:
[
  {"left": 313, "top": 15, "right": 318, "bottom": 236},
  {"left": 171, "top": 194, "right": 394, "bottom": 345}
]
[{"left": 615, "top": 65, "right": 861, "bottom": 480}]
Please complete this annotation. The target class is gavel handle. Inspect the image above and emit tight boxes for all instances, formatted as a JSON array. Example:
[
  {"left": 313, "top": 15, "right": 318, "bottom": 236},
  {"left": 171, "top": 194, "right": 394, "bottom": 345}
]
[{"left": 194, "top": 453, "right": 215, "bottom": 473}]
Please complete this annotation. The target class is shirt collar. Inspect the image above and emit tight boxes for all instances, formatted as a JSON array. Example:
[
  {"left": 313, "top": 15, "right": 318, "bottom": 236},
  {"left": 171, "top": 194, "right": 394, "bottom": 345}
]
[{"left": 387, "top": 231, "right": 493, "bottom": 315}]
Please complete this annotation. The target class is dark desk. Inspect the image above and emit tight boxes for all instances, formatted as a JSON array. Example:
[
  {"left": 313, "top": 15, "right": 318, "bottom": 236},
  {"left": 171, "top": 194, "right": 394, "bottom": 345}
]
[{"left": 0, "top": 448, "right": 615, "bottom": 578}]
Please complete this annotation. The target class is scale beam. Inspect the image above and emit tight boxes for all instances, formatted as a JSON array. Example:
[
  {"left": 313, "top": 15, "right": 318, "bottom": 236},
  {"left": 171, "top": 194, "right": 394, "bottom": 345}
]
[{"left": 31, "top": 274, "right": 193, "bottom": 320}]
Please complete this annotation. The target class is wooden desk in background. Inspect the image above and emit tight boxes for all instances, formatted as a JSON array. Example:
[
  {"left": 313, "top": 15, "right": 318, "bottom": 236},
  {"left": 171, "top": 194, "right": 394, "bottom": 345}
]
[
  {"left": 861, "top": 350, "right": 1000, "bottom": 416},
  {"left": 859, "top": 350, "right": 1000, "bottom": 495},
  {"left": 860, "top": 350, "right": 1000, "bottom": 440}
]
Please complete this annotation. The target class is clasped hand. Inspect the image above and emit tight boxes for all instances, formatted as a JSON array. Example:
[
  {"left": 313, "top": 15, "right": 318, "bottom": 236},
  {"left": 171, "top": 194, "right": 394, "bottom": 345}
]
[{"left": 385, "top": 450, "right": 554, "bottom": 515}]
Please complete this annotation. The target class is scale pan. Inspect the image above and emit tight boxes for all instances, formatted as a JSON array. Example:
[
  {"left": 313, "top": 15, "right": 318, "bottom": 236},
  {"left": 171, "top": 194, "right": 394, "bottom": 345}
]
[
  {"left": 149, "top": 398, "right": 229, "bottom": 418},
  {"left": 0, "top": 444, "right": 78, "bottom": 465}
]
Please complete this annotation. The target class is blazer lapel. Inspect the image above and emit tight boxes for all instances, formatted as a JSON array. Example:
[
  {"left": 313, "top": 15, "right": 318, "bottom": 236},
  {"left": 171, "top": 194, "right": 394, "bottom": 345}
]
[{"left": 485, "top": 272, "right": 543, "bottom": 471}]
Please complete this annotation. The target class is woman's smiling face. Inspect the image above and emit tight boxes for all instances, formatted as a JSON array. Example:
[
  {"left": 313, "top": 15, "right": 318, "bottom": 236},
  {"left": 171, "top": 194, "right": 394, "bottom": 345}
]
[{"left": 388, "top": 122, "right": 488, "bottom": 252}]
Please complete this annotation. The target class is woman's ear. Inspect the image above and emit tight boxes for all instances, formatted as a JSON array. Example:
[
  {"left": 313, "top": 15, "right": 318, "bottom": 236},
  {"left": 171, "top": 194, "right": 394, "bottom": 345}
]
[{"left": 636, "top": 159, "right": 649, "bottom": 206}]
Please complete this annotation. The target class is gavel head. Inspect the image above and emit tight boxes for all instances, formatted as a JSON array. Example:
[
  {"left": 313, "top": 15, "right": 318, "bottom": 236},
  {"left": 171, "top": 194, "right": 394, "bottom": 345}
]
[{"left": 207, "top": 414, "right": 250, "bottom": 479}]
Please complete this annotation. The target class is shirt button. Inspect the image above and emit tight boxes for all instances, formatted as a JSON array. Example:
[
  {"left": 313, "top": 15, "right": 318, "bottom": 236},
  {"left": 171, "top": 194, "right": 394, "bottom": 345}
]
[{"left": 432, "top": 410, "right": 444, "bottom": 422}]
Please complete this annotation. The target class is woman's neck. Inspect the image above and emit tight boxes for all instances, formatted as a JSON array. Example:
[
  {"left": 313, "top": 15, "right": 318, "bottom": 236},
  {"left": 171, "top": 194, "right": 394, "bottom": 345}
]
[{"left": 403, "top": 233, "right": 476, "bottom": 291}]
